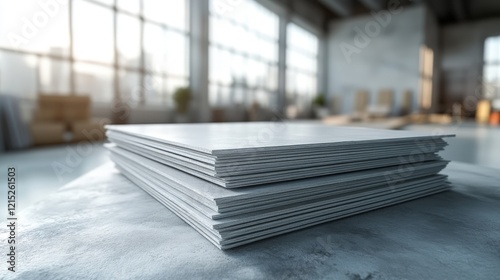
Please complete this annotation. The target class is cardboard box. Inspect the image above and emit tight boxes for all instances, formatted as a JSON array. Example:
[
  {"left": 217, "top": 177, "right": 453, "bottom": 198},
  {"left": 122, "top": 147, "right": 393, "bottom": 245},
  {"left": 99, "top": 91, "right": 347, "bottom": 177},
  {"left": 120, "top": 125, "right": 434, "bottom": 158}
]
[
  {"left": 30, "top": 95, "right": 96, "bottom": 147},
  {"left": 33, "top": 109, "right": 61, "bottom": 122},
  {"left": 38, "top": 94, "right": 90, "bottom": 107},
  {"left": 62, "top": 95, "right": 90, "bottom": 122},
  {"left": 38, "top": 95, "right": 64, "bottom": 111},
  {"left": 36, "top": 95, "right": 91, "bottom": 123},
  {"left": 61, "top": 108, "right": 90, "bottom": 123},
  {"left": 30, "top": 123, "right": 65, "bottom": 146},
  {"left": 70, "top": 119, "right": 110, "bottom": 142}
]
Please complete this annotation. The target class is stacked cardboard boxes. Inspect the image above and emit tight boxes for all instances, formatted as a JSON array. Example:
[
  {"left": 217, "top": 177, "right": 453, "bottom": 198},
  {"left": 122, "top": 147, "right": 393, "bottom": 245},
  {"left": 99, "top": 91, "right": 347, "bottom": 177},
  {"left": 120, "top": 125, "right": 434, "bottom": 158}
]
[{"left": 31, "top": 94, "right": 109, "bottom": 146}]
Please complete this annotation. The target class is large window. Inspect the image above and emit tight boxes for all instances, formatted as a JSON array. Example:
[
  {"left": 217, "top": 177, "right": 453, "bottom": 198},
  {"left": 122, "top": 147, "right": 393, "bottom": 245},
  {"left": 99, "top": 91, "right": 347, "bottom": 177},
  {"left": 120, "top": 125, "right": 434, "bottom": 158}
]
[
  {"left": 0, "top": 0, "right": 189, "bottom": 106},
  {"left": 419, "top": 45, "right": 434, "bottom": 110},
  {"left": 208, "top": 0, "right": 279, "bottom": 108},
  {"left": 286, "top": 23, "right": 319, "bottom": 115},
  {"left": 1, "top": 0, "right": 325, "bottom": 117},
  {"left": 483, "top": 36, "right": 500, "bottom": 99},
  {"left": 0, "top": 0, "right": 70, "bottom": 99},
  {"left": 0, "top": 0, "right": 71, "bottom": 56}
]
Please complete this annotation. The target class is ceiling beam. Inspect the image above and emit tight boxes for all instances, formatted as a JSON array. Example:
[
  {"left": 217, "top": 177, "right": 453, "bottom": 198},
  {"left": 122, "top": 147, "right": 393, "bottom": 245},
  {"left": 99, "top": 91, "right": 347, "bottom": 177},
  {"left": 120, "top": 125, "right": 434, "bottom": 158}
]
[
  {"left": 452, "top": 0, "right": 468, "bottom": 21},
  {"left": 318, "top": 0, "right": 353, "bottom": 17},
  {"left": 358, "top": 0, "right": 386, "bottom": 11},
  {"left": 291, "top": 0, "right": 328, "bottom": 29}
]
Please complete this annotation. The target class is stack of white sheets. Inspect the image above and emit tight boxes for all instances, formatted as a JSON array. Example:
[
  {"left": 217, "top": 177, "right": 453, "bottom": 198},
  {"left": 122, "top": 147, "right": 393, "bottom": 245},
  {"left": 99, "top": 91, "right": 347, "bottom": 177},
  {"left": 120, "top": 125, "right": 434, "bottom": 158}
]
[{"left": 106, "top": 123, "right": 453, "bottom": 249}]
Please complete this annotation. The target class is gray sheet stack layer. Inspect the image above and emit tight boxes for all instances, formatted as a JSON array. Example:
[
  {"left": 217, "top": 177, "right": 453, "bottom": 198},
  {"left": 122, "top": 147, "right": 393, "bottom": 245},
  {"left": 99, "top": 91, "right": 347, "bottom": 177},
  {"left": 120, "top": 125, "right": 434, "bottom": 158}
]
[{"left": 105, "top": 123, "right": 453, "bottom": 250}]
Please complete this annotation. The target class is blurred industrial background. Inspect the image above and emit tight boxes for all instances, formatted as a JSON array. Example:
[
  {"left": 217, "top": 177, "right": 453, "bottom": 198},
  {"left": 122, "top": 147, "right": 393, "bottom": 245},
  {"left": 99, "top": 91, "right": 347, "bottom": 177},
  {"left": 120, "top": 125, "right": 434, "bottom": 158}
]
[{"left": 0, "top": 0, "right": 499, "bottom": 210}]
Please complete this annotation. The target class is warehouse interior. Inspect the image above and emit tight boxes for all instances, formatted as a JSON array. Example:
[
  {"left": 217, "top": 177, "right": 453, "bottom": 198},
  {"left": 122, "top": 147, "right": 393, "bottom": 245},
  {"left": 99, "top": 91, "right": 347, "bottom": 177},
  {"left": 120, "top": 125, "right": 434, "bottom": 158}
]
[{"left": 0, "top": 0, "right": 499, "bottom": 213}]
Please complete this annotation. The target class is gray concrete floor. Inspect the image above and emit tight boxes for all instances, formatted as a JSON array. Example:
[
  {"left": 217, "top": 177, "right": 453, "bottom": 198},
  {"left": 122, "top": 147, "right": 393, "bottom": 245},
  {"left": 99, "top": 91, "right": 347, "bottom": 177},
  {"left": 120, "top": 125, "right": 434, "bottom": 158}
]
[
  {"left": 403, "top": 122, "right": 500, "bottom": 169},
  {"left": 0, "top": 142, "right": 109, "bottom": 220},
  {"left": 0, "top": 122, "right": 498, "bottom": 220}
]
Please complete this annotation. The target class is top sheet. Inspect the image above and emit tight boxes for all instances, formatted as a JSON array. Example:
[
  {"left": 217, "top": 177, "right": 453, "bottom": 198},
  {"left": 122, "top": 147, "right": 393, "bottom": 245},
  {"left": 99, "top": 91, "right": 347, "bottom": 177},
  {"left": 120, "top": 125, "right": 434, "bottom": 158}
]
[{"left": 106, "top": 122, "right": 453, "bottom": 155}]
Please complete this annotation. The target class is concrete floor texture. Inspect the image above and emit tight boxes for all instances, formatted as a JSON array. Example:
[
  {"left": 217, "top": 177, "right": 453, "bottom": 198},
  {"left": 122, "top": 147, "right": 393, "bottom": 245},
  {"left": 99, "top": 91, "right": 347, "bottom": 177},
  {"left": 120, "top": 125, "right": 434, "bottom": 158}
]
[
  {"left": 3, "top": 161, "right": 499, "bottom": 279},
  {"left": 0, "top": 142, "right": 108, "bottom": 220}
]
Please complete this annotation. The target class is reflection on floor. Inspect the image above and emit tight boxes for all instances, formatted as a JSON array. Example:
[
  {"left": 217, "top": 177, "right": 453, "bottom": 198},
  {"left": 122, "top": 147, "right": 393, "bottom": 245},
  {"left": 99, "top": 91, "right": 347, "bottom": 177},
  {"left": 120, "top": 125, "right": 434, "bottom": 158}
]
[
  {"left": 0, "top": 122, "right": 498, "bottom": 220},
  {"left": 0, "top": 142, "right": 109, "bottom": 220},
  {"left": 404, "top": 123, "right": 500, "bottom": 169}
]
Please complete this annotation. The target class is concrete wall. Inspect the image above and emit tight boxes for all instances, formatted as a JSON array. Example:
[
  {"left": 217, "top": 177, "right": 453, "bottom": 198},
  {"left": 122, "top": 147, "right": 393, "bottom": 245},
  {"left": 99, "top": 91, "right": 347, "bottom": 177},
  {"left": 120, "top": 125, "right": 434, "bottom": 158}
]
[
  {"left": 441, "top": 18, "right": 500, "bottom": 110},
  {"left": 327, "top": 5, "right": 427, "bottom": 115}
]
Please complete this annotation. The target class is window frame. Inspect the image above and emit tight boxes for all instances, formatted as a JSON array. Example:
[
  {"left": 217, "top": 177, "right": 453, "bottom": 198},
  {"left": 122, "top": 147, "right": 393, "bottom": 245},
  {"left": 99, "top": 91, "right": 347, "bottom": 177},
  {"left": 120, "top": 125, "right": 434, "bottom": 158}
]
[
  {"left": 207, "top": 0, "right": 280, "bottom": 108},
  {"left": 0, "top": 0, "right": 327, "bottom": 115},
  {"left": 483, "top": 35, "right": 500, "bottom": 100},
  {"left": 285, "top": 20, "right": 321, "bottom": 115},
  {"left": 0, "top": 0, "right": 191, "bottom": 107},
  {"left": 419, "top": 45, "right": 434, "bottom": 111}
]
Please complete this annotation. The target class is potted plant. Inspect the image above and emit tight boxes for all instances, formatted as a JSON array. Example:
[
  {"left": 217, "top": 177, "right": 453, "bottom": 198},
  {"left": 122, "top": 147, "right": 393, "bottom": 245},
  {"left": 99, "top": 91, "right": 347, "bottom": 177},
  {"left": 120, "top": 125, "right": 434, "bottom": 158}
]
[
  {"left": 173, "top": 87, "right": 191, "bottom": 122},
  {"left": 312, "top": 94, "right": 329, "bottom": 119}
]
